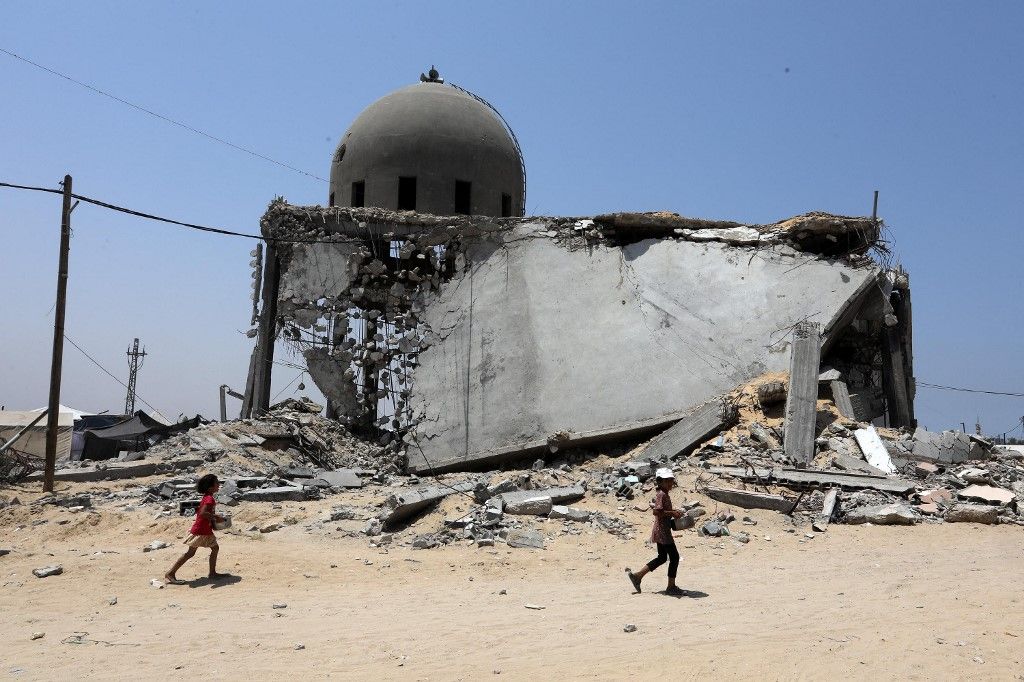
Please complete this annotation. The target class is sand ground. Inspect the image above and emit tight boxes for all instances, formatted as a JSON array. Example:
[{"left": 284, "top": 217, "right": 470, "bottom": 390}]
[{"left": 2, "top": 480, "right": 1023, "bottom": 681}]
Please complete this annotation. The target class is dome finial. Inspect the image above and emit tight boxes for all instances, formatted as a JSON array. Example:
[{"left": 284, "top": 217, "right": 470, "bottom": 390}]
[{"left": 420, "top": 65, "right": 444, "bottom": 83}]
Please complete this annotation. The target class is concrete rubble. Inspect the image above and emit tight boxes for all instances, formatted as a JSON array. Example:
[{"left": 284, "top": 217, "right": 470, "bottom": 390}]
[{"left": 7, "top": 204, "right": 1024, "bottom": 562}]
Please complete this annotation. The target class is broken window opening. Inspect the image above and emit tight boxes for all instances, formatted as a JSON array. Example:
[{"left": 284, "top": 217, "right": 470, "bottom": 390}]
[
  {"left": 501, "top": 193, "right": 512, "bottom": 218},
  {"left": 328, "top": 192, "right": 335, "bottom": 207},
  {"left": 397, "top": 177, "right": 417, "bottom": 211},
  {"left": 351, "top": 181, "right": 365, "bottom": 208},
  {"left": 454, "top": 180, "right": 472, "bottom": 215}
]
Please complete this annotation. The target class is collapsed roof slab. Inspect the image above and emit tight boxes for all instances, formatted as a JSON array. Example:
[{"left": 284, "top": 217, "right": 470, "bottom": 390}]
[{"left": 405, "top": 222, "right": 880, "bottom": 474}]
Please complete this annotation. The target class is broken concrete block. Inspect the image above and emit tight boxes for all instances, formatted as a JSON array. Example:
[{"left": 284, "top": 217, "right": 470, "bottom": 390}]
[
  {"left": 703, "top": 486, "right": 794, "bottom": 513},
  {"left": 914, "top": 461, "right": 939, "bottom": 477},
  {"left": 911, "top": 428, "right": 973, "bottom": 465},
  {"left": 831, "top": 452, "right": 886, "bottom": 476},
  {"left": 700, "top": 520, "right": 729, "bottom": 537},
  {"left": 32, "top": 564, "right": 63, "bottom": 578},
  {"left": 812, "top": 488, "right": 839, "bottom": 532},
  {"left": 549, "top": 505, "right": 591, "bottom": 522},
  {"left": 944, "top": 503, "right": 999, "bottom": 524},
  {"left": 958, "top": 485, "right": 1015, "bottom": 506},
  {"left": 383, "top": 480, "right": 479, "bottom": 527},
  {"left": 639, "top": 398, "right": 738, "bottom": 461},
  {"left": 756, "top": 380, "right": 787, "bottom": 406},
  {"left": 143, "top": 540, "right": 168, "bottom": 552},
  {"left": 916, "top": 502, "right": 939, "bottom": 515},
  {"left": 844, "top": 503, "right": 918, "bottom": 526},
  {"left": 854, "top": 425, "right": 897, "bottom": 475},
  {"left": 829, "top": 380, "right": 857, "bottom": 419},
  {"left": 783, "top": 321, "right": 822, "bottom": 465},
  {"left": 498, "top": 485, "right": 585, "bottom": 508},
  {"left": 504, "top": 495, "right": 553, "bottom": 516},
  {"left": 315, "top": 469, "right": 363, "bottom": 489},
  {"left": 239, "top": 486, "right": 306, "bottom": 502},
  {"left": 505, "top": 528, "right": 545, "bottom": 549},
  {"left": 748, "top": 422, "right": 780, "bottom": 450},
  {"left": 363, "top": 519, "right": 383, "bottom": 536},
  {"left": 411, "top": 534, "right": 438, "bottom": 549},
  {"left": 918, "top": 488, "right": 954, "bottom": 505}
]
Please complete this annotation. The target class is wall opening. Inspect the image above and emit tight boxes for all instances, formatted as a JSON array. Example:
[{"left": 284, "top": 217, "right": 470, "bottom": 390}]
[
  {"left": 328, "top": 192, "right": 335, "bottom": 207},
  {"left": 398, "top": 176, "right": 417, "bottom": 211},
  {"left": 501, "top": 193, "right": 512, "bottom": 218},
  {"left": 351, "top": 181, "right": 365, "bottom": 208},
  {"left": 454, "top": 180, "right": 472, "bottom": 215}
]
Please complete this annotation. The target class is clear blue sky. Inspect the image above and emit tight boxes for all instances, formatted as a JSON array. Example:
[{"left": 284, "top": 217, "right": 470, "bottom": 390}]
[{"left": 2, "top": 2, "right": 1022, "bottom": 435}]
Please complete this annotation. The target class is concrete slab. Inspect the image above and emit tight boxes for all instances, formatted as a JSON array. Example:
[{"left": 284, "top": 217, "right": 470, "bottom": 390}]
[
  {"left": 708, "top": 465, "right": 915, "bottom": 494},
  {"left": 911, "top": 428, "right": 976, "bottom": 464},
  {"left": 497, "top": 485, "right": 585, "bottom": 508},
  {"left": 239, "top": 486, "right": 306, "bottom": 502},
  {"left": 958, "top": 484, "right": 1015, "bottom": 506},
  {"left": 505, "top": 528, "right": 545, "bottom": 549},
  {"left": 784, "top": 321, "right": 822, "bottom": 465},
  {"left": 315, "top": 469, "right": 363, "bottom": 489},
  {"left": 383, "top": 480, "right": 478, "bottom": 527},
  {"left": 844, "top": 503, "right": 918, "bottom": 525},
  {"left": 854, "top": 425, "right": 897, "bottom": 475},
  {"left": 703, "top": 485, "right": 794, "bottom": 513},
  {"left": 638, "top": 398, "right": 737, "bottom": 461},
  {"left": 944, "top": 503, "right": 999, "bottom": 524},
  {"left": 504, "top": 495, "right": 553, "bottom": 515},
  {"left": 406, "top": 228, "right": 879, "bottom": 473}
]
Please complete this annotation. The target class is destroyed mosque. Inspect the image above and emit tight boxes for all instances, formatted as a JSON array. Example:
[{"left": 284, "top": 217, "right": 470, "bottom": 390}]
[{"left": 240, "top": 69, "right": 916, "bottom": 476}]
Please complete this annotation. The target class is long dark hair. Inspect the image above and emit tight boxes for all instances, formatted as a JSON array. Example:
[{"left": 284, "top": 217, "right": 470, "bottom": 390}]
[{"left": 196, "top": 473, "right": 219, "bottom": 494}]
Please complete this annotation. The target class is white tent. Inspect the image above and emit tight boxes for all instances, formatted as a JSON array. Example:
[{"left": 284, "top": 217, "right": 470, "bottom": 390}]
[
  {"left": 0, "top": 410, "right": 74, "bottom": 460},
  {"left": 29, "top": 403, "right": 95, "bottom": 421}
]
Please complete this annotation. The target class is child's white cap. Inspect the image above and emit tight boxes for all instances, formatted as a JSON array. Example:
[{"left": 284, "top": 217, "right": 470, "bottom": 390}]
[{"left": 655, "top": 467, "right": 675, "bottom": 480}]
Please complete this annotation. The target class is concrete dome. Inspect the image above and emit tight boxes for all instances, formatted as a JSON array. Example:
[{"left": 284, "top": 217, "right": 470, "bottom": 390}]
[{"left": 329, "top": 81, "right": 524, "bottom": 217}]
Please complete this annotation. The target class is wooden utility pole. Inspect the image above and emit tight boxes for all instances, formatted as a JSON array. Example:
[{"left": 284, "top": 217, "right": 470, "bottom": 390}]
[{"left": 43, "top": 174, "right": 73, "bottom": 492}]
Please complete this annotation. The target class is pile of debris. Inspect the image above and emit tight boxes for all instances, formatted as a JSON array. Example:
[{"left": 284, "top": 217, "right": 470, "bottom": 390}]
[
  {"left": 617, "top": 367, "right": 1024, "bottom": 532},
  {"left": 27, "top": 398, "right": 394, "bottom": 492}
]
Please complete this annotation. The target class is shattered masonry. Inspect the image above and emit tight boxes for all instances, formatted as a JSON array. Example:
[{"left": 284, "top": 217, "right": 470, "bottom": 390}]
[{"left": 247, "top": 202, "right": 915, "bottom": 475}]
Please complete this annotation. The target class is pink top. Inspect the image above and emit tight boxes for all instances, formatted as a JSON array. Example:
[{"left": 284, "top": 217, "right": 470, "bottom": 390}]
[
  {"left": 650, "top": 489, "right": 674, "bottom": 545},
  {"left": 189, "top": 494, "right": 216, "bottom": 536}
]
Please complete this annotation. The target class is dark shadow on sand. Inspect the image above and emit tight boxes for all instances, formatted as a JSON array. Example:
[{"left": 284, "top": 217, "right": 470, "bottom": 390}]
[
  {"left": 661, "top": 589, "right": 709, "bottom": 599},
  {"left": 184, "top": 574, "right": 242, "bottom": 589}
]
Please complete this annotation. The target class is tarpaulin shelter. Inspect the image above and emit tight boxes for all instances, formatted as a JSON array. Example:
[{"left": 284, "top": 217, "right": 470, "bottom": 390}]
[{"left": 80, "top": 411, "right": 202, "bottom": 460}]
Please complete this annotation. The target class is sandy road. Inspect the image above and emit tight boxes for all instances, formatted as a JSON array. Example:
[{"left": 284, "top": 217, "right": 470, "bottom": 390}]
[{"left": 2, "top": 496, "right": 1023, "bottom": 681}]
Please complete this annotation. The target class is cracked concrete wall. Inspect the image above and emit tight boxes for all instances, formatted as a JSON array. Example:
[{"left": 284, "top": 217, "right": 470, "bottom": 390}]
[{"left": 404, "top": 222, "right": 880, "bottom": 473}]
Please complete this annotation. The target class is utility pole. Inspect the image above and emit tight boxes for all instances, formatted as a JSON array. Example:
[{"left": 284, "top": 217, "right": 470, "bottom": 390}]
[
  {"left": 43, "top": 175, "right": 73, "bottom": 493},
  {"left": 124, "top": 338, "right": 147, "bottom": 414}
]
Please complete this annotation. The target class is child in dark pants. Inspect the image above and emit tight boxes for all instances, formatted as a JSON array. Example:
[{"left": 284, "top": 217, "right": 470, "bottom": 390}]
[{"left": 626, "top": 468, "right": 684, "bottom": 595}]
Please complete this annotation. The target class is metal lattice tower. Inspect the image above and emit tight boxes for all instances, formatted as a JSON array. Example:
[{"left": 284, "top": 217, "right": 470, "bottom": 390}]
[{"left": 124, "top": 338, "right": 147, "bottom": 415}]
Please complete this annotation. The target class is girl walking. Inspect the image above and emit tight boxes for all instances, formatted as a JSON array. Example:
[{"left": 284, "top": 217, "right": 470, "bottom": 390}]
[
  {"left": 626, "top": 468, "right": 685, "bottom": 596},
  {"left": 165, "top": 474, "right": 228, "bottom": 584}
]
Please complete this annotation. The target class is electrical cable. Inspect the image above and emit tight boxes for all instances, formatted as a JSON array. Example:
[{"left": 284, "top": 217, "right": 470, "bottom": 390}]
[
  {"left": 918, "top": 382, "right": 1024, "bottom": 398},
  {"left": 63, "top": 333, "right": 172, "bottom": 422},
  {"left": 0, "top": 181, "right": 357, "bottom": 245},
  {"left": 270, "top": 372, "right": 305, "bottom": 402},
  {"left": 0, "top": 46, "right": 327, "bottom": 183}
]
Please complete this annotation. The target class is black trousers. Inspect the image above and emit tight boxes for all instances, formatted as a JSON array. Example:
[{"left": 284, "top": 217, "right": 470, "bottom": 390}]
[{"left": 646, "top": 541, "right": 679, "bottom": 579}]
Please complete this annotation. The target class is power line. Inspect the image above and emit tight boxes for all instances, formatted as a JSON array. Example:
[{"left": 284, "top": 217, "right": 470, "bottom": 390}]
[
  {"left": 63, "top": 333, "right": 171, "bottom": 422},
  {"left": 0, "top": 181, "right": 348, "bottom": 244},
  {"left": 0, "top": 46, "right": 328, "bottom": 183},
  {"left": 918, "top": 381, "right": 1024, "bottom": 398}
]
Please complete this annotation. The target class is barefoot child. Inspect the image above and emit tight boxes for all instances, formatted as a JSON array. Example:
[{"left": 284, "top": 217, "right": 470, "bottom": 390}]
[
  {"left": 626, "top": 468, "right": 685, "bottom": 595},
  {"left": 165, "top": 474, "right": 228, "bottom": 584}
]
